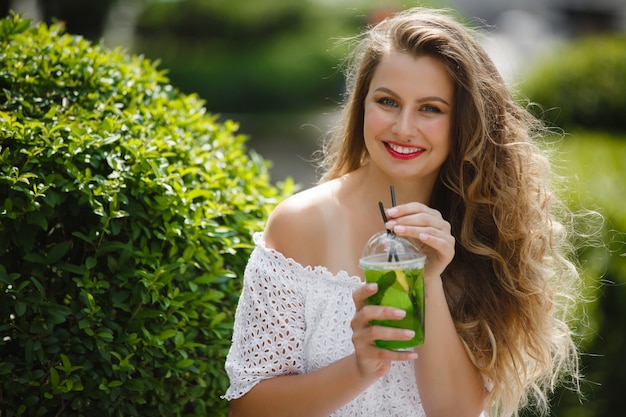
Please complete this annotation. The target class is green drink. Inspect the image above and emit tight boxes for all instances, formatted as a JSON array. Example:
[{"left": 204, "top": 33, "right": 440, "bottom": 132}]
[{"left": 360, "top": 233, "right": 426, "bottom": 349}]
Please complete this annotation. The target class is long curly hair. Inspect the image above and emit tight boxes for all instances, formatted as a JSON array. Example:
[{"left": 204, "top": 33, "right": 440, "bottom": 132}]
[{"left": 320, "top": 8, "right": 583, "bottom": 417}]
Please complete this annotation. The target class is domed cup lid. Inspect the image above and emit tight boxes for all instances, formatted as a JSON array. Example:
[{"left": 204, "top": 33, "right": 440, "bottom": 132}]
[{"left": 360, "top": 231, "right": 425, "bottom": 268}]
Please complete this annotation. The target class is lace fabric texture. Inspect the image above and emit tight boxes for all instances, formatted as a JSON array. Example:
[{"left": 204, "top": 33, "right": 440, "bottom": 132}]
[{"left": 223, "top": 233, "right": 425, "bottom": 416}]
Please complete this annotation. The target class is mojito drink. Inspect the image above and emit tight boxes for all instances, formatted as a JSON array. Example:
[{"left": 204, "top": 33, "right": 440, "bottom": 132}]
[
  {"left": 359, "top": 231, "right": 426, "bottom": 350},
  {"left": 361, "top": 257, "right": 425, "bottom": 349}
]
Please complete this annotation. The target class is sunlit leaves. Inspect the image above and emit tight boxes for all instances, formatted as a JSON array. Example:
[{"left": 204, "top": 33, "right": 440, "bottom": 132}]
[{"left": 0, "top": 14, "right": 288, "bottom": 417}]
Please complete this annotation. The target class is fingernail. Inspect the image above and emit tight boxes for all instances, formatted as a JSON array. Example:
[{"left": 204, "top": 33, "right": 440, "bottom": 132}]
[
  {"left": 367, "top": 283, "right": 378, "bottom": 291},
  {"left": 386, "top": 207, "right": 398, "bottom": 216},
  {"left": 394, "top": 309, "right": 406, "bottom": 318},
  {"left": 394, "top": 225, "right": 406, "bottom": 233},
  {"left": 404, "top": 330, "right": 415, "bottom": 338}
]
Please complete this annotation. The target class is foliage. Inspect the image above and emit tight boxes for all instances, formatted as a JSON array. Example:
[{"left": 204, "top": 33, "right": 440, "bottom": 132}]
[
  {"left": 521, "top": 35, "right": 626, "bottom": 133},
  {"left": 546, "top": 132, "right": 626, "bottom": 417},
  {"left": 136, "top": 0, "right": 306, "bottom": 41},
  {"left": 0, "top": 13, "right": 290, "bottom": 416},
  {"left": 133, "top": 0, "right": 372, "bottom": 113}
]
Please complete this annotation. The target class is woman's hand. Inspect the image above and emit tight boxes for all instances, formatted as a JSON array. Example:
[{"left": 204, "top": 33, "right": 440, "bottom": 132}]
[
  {"left": 350, "top": 284, "right": 418, "bottom": 380},
  {"left": 384, "top": 202, "right": 455, "bottom": 279}
]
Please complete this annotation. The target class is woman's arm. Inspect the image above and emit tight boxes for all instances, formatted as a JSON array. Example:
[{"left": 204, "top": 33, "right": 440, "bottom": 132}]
[
  {"left": 415, "top": 276, "right": 485, "bottom": 417},
  {"left": 229, "top": 354, "right": 373, "bottom": 417}
]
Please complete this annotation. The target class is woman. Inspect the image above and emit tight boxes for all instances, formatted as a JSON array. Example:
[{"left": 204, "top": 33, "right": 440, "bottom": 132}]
[{"left": 223, "top": 7, "right": 582, "bottom": 417}]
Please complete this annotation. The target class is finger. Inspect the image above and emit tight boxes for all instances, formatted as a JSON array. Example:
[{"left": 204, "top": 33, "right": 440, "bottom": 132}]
[
  {"left": 389, "top": 225, "right": 452, "bottom": 251},
  {"left": 384, "top": 202, "right": 427, "bottom": 219},
  {"left": 388, "top": 211, "right": 449, "bottom": 230},
  {"left": 351, "top": 305, "right": 406, "bottom": 333},
  {"left": 385, "top": 202, "right": 443, "bottom": 220},
  {"left": 361, "top": 344, "right": 419, "bottom": 362},
  {"left": 358, "top": 305, "right": 408, "bottom": 323},
  {"left": 369, "top": 325, "right": 416, "bottom": 344},
  {"left": 353, "top": 325, "right": 419, "bottom": 361},
  {"left": 417, "top": 228, "right": 455, "bottom": 246},
  {"left": 353, "top": 283, "right": 378, "bottom": 310},
  {"left": 417, "top": 231, "right": 455, "bottom": 258}
]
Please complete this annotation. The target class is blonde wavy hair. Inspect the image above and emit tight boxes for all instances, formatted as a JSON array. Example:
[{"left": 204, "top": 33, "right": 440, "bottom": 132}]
[{"left": 320, "top": 7, "right": 583, "bottom": 417}]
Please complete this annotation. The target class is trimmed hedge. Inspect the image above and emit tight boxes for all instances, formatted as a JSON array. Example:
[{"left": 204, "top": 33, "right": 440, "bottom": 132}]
[
  {"left": 521, "top": 35, "right": 626, "bottom": 133},
  {"left": 0, "top": 14, "right": 289, "bottom": 416}
]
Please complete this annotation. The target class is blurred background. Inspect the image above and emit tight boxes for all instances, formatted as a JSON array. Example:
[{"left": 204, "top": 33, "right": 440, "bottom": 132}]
[
  {"left": 9, "top": 0, "right": 624, "bottom": 186},
  {"left": 4, "top": 0, "right": 626, "bottom": 416}
]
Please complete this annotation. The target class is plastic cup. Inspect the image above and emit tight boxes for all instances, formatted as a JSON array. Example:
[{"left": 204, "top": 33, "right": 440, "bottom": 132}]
[{"left": 359, "top": 232, "right": 426, "bottom": 349}]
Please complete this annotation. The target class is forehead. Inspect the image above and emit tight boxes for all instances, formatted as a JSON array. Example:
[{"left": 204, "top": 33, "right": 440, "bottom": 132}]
[{"left": 369, "top": 51, "right": 454, "bottom": 100}]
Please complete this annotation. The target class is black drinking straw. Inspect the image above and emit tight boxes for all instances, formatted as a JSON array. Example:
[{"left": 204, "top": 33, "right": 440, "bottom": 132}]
[
  {"left": 378, "top": 186, "right": 399, "bottom": 262},
  {"left": 388, "top": 185, "right": 399, "bottom": 262},
  {"left": 378, "top": 201, "right": 390, "bottom": 233}
]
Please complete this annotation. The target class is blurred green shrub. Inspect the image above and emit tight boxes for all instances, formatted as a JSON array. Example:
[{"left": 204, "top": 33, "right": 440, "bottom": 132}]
[
  {"left": 547, "top": 132, "right": 626, "bottom": 417},
  {"left": 522, "top": 35, "right": 626, "bottom": 132},
  {"left": 0, "top": 14, "right": 289, "bottom": 416},
  {"left": 133, "top": 0, "right": 367, "bottom": 113}
]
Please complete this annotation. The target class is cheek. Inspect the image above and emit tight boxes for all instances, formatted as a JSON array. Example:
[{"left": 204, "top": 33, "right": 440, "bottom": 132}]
[
  {"left": 363, "top": 107, "right": 389, "bottom": 137},
  {"left": 424, "top": 118, "right": 451, "bottom": 145}
]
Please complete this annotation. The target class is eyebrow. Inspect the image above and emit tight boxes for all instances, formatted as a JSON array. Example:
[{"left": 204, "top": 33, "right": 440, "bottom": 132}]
[{"left": 373, "top": 87, "right": 451, "bottom": 106}]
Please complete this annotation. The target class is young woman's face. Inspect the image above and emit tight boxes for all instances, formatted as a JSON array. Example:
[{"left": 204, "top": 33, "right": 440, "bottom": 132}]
[{"left": 363, "top": 51, "right": 453, "bottom": 187}]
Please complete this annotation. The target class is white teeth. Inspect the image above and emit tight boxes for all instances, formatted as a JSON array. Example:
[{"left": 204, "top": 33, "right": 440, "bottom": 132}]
[{"left": 387, "top": 143, "right": 422, "bottom": 154}]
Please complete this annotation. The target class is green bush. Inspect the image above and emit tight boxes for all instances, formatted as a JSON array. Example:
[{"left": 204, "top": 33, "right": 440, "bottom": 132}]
[
  {"left": 521, "top": 35, "right": 626, "bottom": 133},
  {"left": 0, "top": 14, "right": 289, "bottom": 416},
  {"left": 132, "top": 0, "right": 366, "bottom": 113},
  {"left": 547, "top": 132, "right": 626, "bottom": 417}
]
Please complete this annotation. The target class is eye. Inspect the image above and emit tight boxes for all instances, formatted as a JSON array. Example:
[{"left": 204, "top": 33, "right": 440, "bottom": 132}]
[
  {"left": 421, "top": 104, "right": 442, "bottom": 113},
  {"left": 377, "top": 97, "right": 398, "bottom": 108}
]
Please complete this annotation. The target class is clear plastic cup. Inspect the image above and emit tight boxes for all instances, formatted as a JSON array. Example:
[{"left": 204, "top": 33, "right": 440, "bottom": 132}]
[{"left": 359, "top": 231, "right": 426, "bottom": 349}]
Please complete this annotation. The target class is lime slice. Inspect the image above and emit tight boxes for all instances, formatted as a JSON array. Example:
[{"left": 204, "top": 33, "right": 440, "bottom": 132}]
[{"left": 395, "top": 270, "right": 409, "bottom": 292}]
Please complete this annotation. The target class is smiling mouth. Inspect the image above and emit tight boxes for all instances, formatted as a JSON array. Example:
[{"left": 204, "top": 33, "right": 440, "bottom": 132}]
[{"left": 384, "top": 142, "right": 425, "bottom": 158}]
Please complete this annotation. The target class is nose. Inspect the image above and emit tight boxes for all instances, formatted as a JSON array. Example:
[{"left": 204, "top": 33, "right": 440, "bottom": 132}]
[{"left": 391, "top": 109, "right": 417, "bottom": 138}]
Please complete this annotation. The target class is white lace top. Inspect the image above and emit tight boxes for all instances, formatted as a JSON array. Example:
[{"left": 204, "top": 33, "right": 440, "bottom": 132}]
[{"left": 223, "top": 233, "right": 425, "bottom": 416}]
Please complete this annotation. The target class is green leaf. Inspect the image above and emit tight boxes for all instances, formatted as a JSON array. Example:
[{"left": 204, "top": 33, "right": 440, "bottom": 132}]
[
  {"left": 48, "top": 304, "right": 72, "bottom": 324},
  {"left": 60, "top": 353, "right": 71, "bottom": 370},
  {"left": 57, "top": 262, "right": 85, "bottom": 275},
  {"left": 47, "top": 241, "right": 72, "bottom": 263},
  {"left": 175, "top": 359, "right": 194, "bottom": 369},
  {"left": 125, "top": 379, "right": 145, "bottom": 392},
  {"left": 71, "top": 231, "right": 95, "bottom": 245},
  {"left": 23, "top": 253, "right": 46, "bottom": 264},
  {"left": 14, "top": 302, "right": 27, "bottom": 317},
  {"left": 26, "top": 211, "right": 48, "bottom": 231},
  {"left": 50, "top": 367, "right": 60, "bottom": 388},
  {"left": 72, "top": 380, "right": 84, "bottom": 391},
  {"left": 13, "top": 16, "right": 32, "bottom": 34},
  {"left": 157, "top": 329, "right": 177, "bottom": 341},
  {"left": 0, "top": 270, "right": 20, "bottom": 285},
  {"left": 30, "top": 277, "right": 46, "bottom": 297},
  {"left": 174, "top": 331, "right": 184, "bottom": 348},
  {"left": 97, "top": 331, "right": 114, "bottom": 342},
  {"left": 85, "top": 257, "right": 97, "bottom": 269}
]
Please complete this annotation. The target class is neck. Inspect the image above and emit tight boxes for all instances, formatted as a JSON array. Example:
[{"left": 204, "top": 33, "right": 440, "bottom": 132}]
[{"left": 357, "top": 165, "right": 435, "bottom": 207}]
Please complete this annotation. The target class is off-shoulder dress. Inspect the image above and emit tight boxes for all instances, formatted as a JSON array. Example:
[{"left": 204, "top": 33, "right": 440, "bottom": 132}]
[{"left": 223, "top": 233, "right": 425, "bottom": 416}]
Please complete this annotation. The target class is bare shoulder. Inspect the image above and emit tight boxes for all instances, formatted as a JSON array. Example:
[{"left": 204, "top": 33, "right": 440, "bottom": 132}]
[{"left": 263, "top": 182, "right": 337, "bottom": 266}]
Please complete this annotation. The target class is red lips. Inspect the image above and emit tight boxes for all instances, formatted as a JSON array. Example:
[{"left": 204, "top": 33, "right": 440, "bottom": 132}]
[{"left": 384, "top": 141, "right": 425, "bottom": 160}]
